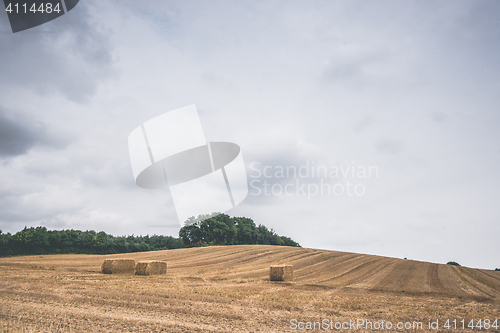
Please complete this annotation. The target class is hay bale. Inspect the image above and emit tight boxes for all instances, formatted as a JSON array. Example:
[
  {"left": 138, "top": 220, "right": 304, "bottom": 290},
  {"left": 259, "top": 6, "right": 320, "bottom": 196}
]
[
  {"left": 101, "top": 259, "right": 135, "bottom": 274},
  {"left": 270, "top": 265, "right": 293, "bottom": 281},
  {"left": 135, "top": 260, "right": 167, "bottom": 276}
]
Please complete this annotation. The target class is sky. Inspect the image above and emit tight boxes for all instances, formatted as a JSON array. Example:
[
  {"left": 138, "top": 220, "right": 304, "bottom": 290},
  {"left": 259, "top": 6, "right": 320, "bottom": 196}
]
[{"left": 0, "top": 0, "right": 499, "bottom": 269}]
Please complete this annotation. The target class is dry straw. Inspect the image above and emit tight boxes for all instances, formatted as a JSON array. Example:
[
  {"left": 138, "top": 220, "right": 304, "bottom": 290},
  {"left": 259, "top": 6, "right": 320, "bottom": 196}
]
[
  {"left": 101, "top": 259, "right": 135, "bottom": 274},
  {"left": 270, "top": 265, "right": 293, "bottom": 281},
  {"left": 135, "top": 260, "right": 167, "bottom": 276}
]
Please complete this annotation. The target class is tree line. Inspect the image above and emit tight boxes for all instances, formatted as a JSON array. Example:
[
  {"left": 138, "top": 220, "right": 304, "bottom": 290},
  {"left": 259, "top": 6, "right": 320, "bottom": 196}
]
[
  {"left": 179, "top": 213, "right": 300, "bottom": 247},
  {"left": 0, "top": 214, "right": 299, "bottom": 256},
  {"left": 0, "top": 227, "right": 182, "bottom": 256}
]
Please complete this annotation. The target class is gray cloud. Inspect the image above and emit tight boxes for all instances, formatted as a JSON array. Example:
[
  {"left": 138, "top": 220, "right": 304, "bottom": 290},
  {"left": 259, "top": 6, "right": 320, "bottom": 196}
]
[
  {"left": 375, "top": 138, "right": 404, "bottom": 156},
  {"left": 0, "top": 1, "right": 116, "bottom": 102},
  {"left": 0, "top": 110, "right": 41, "bottom": 156},
  {"left": 0, "top": 105, "right": 69, "bottom": 156}
]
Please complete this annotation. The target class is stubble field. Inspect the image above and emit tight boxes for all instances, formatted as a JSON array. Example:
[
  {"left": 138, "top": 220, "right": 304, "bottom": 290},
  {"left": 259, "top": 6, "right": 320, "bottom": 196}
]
[{"left": 0, "top": 245, "right": 499, "bottom": 332}]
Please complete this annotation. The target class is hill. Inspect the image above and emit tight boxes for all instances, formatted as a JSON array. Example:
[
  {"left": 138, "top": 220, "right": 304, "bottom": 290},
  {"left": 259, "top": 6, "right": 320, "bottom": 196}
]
[
  {"left": 101, "top": 245, "right": 498, "bottom": 299},
  {"left": 0, "top": 245, "right": 498, "bottom": 332}
]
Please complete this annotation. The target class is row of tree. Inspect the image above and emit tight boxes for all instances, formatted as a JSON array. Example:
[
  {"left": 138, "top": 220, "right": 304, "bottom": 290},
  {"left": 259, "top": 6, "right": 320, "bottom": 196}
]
[
  {"left": 0, "top": 214, "right": 300, "bottom": 256},
  {"left": 0, "top": 227, "right": 182, "bottom": 256},
  {"left": 179, "top": 213, "right": 300, "bottom": 247}
]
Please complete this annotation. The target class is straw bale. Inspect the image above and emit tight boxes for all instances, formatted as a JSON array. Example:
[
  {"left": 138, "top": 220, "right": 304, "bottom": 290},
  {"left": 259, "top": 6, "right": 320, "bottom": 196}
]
[
  {"left": 270, "top": 265, "right": 293, "bottom": 281},
  {"left": 101, "top": 259, "right": 135, "bottom": 274},
  {"left": 135, "top": 260, "right": 167, "bottom": 276}
]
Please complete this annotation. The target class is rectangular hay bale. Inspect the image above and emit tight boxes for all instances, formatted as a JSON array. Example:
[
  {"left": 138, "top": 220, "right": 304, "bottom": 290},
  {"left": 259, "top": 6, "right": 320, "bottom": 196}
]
[
  {"left": 101, "top": 259, "right": 135, "bottom": 274},
  {"left": 270, "top": 265, "right": 293, "bottom": 281},
  {"left": 135, "top": 260, "right": 167, "bottom": 276}
]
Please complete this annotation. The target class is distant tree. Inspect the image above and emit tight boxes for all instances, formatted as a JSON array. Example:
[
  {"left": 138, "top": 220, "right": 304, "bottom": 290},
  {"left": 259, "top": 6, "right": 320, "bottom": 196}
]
[
  {"left": 179, "top": 214, "right": 300, "bottom": 248},
  {"left": 13, "top": 227, "right": 33, "bottom": 254},
  {"left": 179, "top": 219, "right": 203, "bottom": 245},
  {"left": 234, "top": 217, "right": 258, "bottom": 244},
  {"left": 95, "top": 231, "right": 111, "bottom": 252},
  {"left": 495, "top": 268, "right": 500, "bottom": 271},
  {"left": 0, "top": 231, "right": 12, "bottom": 255},
  {"left": 256, "top": 224, "right": 282, "bottom": 245},
  {"left": 447, "top": 261, "right": 461, "bottom": 266},
  {"left": 83, "top": 230, "right": 97, "bottom": 250},
  {"left": 148, "top": 234, "right": 182, "bottom": 250},
  {"left": 113, "top": 237, "right": 129, "bottom": 253},
  {"left": 279, "top": 236, "right": 300, "bottom": 247},
  {"left": 47, "top": 230, "right": 62, "bottom": 252},
  {"left": 0, "top": 214, "right": 299, "bottom": 257},
  {"left": 200, "top": 214, "right": 235, "bottom": 245},
  {"left": 60, "top": 230, "right": 82, "bottom": 252}
]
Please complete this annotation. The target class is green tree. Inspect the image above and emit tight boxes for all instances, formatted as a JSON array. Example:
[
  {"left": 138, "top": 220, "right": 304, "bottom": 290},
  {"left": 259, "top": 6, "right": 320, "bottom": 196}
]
[
  {"left": 0, "top": 214, "right": 299, "bottom": 257},
  {"left": 95, "top": 231, "right": 111, "bottom": 253},
  {"left": 0, "top": 231, "right": 13, "bottom": 256},
  {"left": 234, "top": 217, "right": 258, "bottom": 244},
  {"left": 200, "top": 217, "right": 229, "bottom": 244},
  {"left": 48, "top": 230, "right": 62, "bottom": 252},
  {"left": 179, "top": 220, "right": 202, "bottom": 245},
  {"left": 113, "top": 237, "right": 129, "bottom": 253},
  {"left": 83, "top": 230, "right": 97, "bottom": 250},
  {"left": 280, "top": 236, "right": 300, "bottom": 247},
  {"left": 446, "top": 261, "right": 461, "bottom": 266}
]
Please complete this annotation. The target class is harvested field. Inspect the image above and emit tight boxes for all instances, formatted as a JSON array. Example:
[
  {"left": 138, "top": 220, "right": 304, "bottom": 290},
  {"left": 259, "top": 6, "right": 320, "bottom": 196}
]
[{"left": 0, "top": 245, "right": 498, "bottom": 332}]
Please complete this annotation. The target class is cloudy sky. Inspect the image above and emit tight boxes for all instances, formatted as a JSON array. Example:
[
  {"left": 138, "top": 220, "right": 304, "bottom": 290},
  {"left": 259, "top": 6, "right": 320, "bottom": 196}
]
[{"left": 0, "top": 0, "right": 499, "bottom": 269}]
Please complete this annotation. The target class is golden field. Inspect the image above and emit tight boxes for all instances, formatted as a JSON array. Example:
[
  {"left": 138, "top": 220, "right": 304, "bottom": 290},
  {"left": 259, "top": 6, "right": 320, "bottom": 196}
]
[{"left": 0, "top": 245, "right": 498, "bottom": 332}]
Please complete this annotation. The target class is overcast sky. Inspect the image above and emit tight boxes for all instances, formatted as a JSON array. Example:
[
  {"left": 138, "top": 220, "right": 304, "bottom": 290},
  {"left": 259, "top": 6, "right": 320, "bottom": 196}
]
[{"left": 0, "top": 0, "right": 499, "bottom": 269}]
